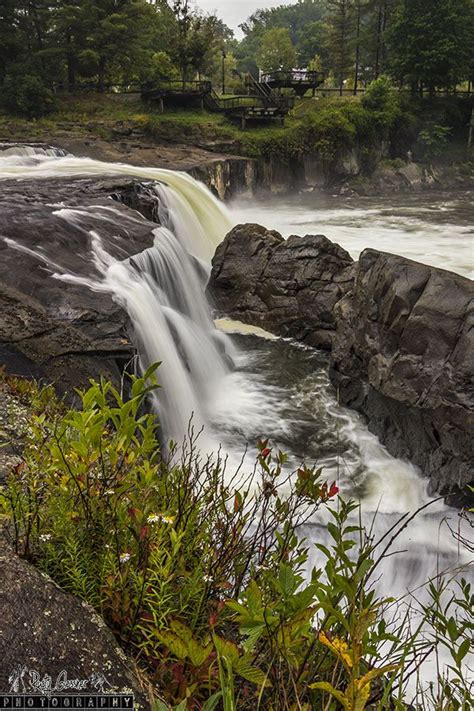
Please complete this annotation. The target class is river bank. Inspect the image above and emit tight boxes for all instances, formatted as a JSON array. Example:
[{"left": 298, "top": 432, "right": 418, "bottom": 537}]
[{"left": 2, "top": 90, "right": 473, "bottom": 199}]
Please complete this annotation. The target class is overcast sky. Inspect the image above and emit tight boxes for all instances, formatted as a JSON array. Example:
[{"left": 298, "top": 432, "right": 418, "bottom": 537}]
[{"left": 195, "top": 1, "right": 284, "bottom": 37}]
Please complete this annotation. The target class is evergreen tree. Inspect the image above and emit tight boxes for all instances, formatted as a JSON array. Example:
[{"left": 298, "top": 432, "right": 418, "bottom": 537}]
[
  {"left": 388, "top": 0, "right": 474, "bottom": 93},
  {"left": 324, "top": 0, "right": 356, "bottom": 94}
]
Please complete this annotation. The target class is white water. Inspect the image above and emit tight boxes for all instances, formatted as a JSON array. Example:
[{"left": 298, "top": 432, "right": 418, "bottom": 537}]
[
  {"left": 0, "top": 148, "right": 231, "bottom": 262},
  {"left": 231, "top": 191, "right": 474, "bottom": 278},
  {"left": 1, "top": 146, "right": 472, "bottom": 692}
]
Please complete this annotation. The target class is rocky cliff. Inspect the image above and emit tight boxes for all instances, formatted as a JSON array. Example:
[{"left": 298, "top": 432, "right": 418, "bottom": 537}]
[
  {"left": 0, "top": 177, "right": 157, "bottom": 393},
  {"left": 209, "top": 224, "right": 354, "bottom": 350},
  {"left": 329, "top": 249, "right": 474, "bottom": 504},
  {"left": 209, "top": 225, "right": 473, "bottom": 503},
  {"left": 0, "top": 540, "right": 150, "bottom": 706}
]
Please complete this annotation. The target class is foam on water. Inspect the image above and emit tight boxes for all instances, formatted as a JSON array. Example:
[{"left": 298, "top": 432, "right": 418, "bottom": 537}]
[{"left": 231, "top": 192, "right": 474, "bottom": 278}]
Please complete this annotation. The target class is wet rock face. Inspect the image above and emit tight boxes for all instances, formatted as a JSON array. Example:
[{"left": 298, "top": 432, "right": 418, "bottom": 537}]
[
  {"left": 208, "top": 224, "right": 355, "bottom": 350},
  {"left": 329, "top": 249, "right": 474, "bottom": 504},
  {"left": 209, "top": 227, "right": 473, "bottom": 503},
  {"left": 0, "top": 543, "right": 149, "bottom": 707},
  {"left": 0, "top": 178, "right": 158, "bottom": 394}
]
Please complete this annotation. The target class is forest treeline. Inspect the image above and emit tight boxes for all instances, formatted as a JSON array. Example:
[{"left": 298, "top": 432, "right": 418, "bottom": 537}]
[{"left": 1, "top": 1, "right": 473, "bottom": 113}]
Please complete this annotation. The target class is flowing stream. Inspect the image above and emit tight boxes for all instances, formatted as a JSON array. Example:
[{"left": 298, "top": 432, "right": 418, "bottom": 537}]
[
  {"left": 1, "top": 145, "right": 472, "bottom": 692},
  {"left": 231, "top": 190, "right": 474, "bottom": 278}
]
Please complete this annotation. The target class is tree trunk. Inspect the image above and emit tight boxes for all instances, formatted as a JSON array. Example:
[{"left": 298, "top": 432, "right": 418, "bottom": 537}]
[
  {"left": 374, "top": 4, "right": 383, "bottom": 79},
  {"left": 98, "top": 57, "right": 106, "bottom": 92},
  {"left": 354, "top": 3, "right": 361, "bottom": 95},
  {"left": 339, "top": 4, "right": 346, "bottom": 96},
  {"left": 66, "top": 32, "right": 75, "bottom": 92}
]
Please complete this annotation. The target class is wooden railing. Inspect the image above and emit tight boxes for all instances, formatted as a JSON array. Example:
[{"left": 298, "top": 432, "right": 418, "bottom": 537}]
[
  {"left": 142, "top": 80, "right": 212, "bottom": 95},
  {"left": 261, "top": 70, "right": 325, "bottom": 85}
]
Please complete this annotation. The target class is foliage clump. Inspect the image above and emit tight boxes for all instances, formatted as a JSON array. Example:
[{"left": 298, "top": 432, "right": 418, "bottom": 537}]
[
  {"left": 0, "top": 370, "right": 472, "bottom": 710},
  {"left": 1, "top": 73, "right": 55, "bottom": 118}
]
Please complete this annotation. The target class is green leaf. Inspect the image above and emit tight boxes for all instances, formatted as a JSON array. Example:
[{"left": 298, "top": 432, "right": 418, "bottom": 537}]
[
  {"left": 187, "top": 637, "right": 213, "bottom": 667},
  {"left": 278, "top": 562, "right": 296, "bottom": 597},
  {"left": 456, "top": 638, "right": 471, "bottom": 665},
  {"left": 202, "top": 692, "right": 223, "bottom": 711},
  {"left": 213, "top": 634, "right": 240, "bottom": 663},
  {"left": 233, "top": 659, "right": 269, "bottom": 687},
  {"left": 154, "top": 630, "right": 189, "bottom": 660},
  {"left": 309, "top": 681, "right": 347, "bottom": 708}
]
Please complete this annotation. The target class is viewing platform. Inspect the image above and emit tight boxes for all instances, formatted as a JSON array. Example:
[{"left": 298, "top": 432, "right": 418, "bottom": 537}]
[
  {"left": 258, "top": 70, "right": 325, "bottom": 97},
  {"left": 142, "top": 80, "right": 294, "bottom": 128}
]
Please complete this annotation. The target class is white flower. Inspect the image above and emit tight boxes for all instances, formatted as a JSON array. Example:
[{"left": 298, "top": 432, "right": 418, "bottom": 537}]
[
  {"left": 160, "top": 514, "right": 175, "bottom": 525},
  {"left": 147, "top": 513, "right": 161, "bottom": 524},
  {"left": 39, "top": 534, "right": 52, "bottom": 542},
  {"left": 119, "top": 552, "right": 131, "bottom": 564}
]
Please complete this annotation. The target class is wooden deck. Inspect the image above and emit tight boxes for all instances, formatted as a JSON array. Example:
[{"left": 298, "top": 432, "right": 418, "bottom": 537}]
[
  {"left": 141, "top": 80, "right": 294, "bottom": 128},
  {"left": 258, "top": 71, "right": 325, "bottom": 97}
]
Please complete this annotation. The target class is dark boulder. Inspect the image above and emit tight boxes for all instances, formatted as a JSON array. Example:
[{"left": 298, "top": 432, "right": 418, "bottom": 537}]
[
  {"left": 0, "top": 542, "right": 150, "bottom": 707},
  {"left": 208, "top": 223, "right": 355, "bottom": 350},
  {"left": 329, "top": 249, "right": 474, "bottom": 504},
  {"left": 0, "top": 178, "right": 158, "bottom": 393}
]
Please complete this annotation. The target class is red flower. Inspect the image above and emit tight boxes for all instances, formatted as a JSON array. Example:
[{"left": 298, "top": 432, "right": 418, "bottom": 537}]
[
  {"left": 261, "top": 447, "right": 271, "bottom": 459},
  {"left": 328, "top": 482, "right": 339, "bottom": 498}
]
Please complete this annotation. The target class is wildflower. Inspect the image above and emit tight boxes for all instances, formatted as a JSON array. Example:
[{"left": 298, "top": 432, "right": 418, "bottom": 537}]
[
  {"left": 119, "top": 552, "right": 131, "bottom": 564},
  {"left": 159, "top": 514, "right": 175, "bottom": 525},
  {"left": 147, "top": 513, "right": 161, "bottom": 524},
  {"left": 39, "top": 533, "right": 52, "bottom": 542},
  {"left": 260, "top": 447, "right": 271, "bottom": 459},
  {"left": 319, "top": 481, "right": 340, "bottom": 501}
]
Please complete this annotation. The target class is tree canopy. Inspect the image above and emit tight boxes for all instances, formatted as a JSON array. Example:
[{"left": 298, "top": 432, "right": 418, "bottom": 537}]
[{"left": 0, "top": 0, "right": 473, "bottom": 116}]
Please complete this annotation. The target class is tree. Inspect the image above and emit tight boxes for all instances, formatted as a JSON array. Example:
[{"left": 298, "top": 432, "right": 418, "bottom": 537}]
[
  {"left": 388, "top": 0, "right": 474, "bottom": 94},
  {"left": 237, "top": 0, "right": 326, "bottom": 75},
  {"left": 324, "top": 0, "right": 356, "bottom": 95},
  {"left": 163, "top": 2, "right": 232, "bottom": 82},
  {"left": 297, "top": 20, "right": 328, "bottom": 67},
  {"left": 0, "top": 0, "right": 22, "bottom": 82},
  {"left": 256, "top": 28, "right": 297, "bottom": 74}
]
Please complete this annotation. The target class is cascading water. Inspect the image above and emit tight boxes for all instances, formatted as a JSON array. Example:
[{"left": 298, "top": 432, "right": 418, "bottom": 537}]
[
  {"left": 0, "top": 145, "right": 471, "bottom": 692},
  {"left": 51, "top": 216, "right": 232, "bottom": 442}
]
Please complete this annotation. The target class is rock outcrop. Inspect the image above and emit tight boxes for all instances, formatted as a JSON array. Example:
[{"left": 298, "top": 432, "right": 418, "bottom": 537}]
[
  {"left": 329, "top": 249, "right": 474, "bottom": 504},
  {"left": 0, "top": 178, "right": 158, "bottom": 393},
  {"left": 210, "top": 225, "right": 473, "bottom": 503},
  {"left": 0, "top": 542, "right": 150, "bottom": 707},
  {"left": 208, "top": 224, "right": 355, "bottom": 350}
]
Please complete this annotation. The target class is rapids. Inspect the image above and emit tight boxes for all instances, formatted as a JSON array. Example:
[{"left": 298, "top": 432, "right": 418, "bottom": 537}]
[{"left": 231, "top": 190, "right": 474, "bottom": 279}]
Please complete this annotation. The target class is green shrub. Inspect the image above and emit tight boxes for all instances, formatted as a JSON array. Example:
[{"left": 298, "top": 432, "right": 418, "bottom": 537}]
[
  {"left": 1, "top": 72, "right": 55, "bottom": 118},
  {"left": 1, "top": 370, "right": 472, "bottom": 710},
  {"left": 417, "top": 123, "right": 453, "bottom": 160}
]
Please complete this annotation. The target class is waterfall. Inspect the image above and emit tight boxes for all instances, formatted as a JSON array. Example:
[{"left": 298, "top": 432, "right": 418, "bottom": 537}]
[
  {"left": 0, "top": 148, "right": 234, "bottom": 442},
  {"left": 53, "top": 218, "right": 231, "bottom": 442},
  {"left": 1, "top": 145, "right": 471, "bottom": 695},
  {"left": 0, "top": 150, "right": 231, "bottom": 262}
]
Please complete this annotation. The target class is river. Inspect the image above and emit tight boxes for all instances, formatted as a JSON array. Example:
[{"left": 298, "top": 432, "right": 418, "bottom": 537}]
[
  {"left": 0, "top": 147, "right": 472, "bottom": 694},
  {"left": 231, "top": 190, "right": 474, "bottom": 278}
]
